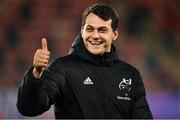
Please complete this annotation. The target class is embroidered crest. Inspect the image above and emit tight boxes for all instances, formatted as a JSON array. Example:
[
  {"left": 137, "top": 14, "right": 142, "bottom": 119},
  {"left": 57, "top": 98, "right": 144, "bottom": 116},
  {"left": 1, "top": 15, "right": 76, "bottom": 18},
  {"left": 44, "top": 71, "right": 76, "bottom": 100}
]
[{"left": 119, "top": 78, "right": 132, "bottom": 92}]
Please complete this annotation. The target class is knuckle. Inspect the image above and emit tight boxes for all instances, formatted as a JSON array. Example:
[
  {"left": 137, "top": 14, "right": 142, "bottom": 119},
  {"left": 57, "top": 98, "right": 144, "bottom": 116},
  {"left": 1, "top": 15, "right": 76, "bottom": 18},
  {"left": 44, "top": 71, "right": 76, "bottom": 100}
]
[{"left": 36, "top": 49, "right": 41, "bottom": 53}]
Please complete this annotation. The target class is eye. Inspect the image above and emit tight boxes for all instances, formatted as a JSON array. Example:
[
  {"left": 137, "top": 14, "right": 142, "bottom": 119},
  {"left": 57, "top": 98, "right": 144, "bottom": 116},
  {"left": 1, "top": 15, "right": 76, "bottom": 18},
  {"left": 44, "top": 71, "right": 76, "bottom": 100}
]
[
  {"left": 86, "top": 27, "right": 94, "bottom": 32},
  {"left": 98, "top": 28, "right": 108, "bottom": 33}
]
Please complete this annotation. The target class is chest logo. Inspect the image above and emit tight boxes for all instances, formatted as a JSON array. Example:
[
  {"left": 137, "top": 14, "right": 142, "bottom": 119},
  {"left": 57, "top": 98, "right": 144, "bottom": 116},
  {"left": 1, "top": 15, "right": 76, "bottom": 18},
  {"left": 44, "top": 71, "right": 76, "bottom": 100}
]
[
  {"left": 119, "top": 78, "right": 132, "bottom": 92},
  {"left": 117, "top": 78, "right": 132, "bottom": 101},
  {"left": 83, "top": 77, "right": 94, "bottom": 85}
]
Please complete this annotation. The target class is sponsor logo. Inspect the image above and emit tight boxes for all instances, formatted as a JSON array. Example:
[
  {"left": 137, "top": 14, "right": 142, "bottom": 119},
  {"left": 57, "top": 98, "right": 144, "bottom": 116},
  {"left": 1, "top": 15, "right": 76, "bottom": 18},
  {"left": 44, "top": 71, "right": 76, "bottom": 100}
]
[{"left": 117, "top": 96, "right": 131, "bottom": 101}]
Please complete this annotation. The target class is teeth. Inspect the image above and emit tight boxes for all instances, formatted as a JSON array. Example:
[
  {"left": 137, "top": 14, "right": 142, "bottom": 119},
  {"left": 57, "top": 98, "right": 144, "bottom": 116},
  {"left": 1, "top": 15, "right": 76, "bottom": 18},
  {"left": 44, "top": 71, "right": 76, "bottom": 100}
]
[{"left": 90, "top": 41, "right": 102, "bottom": 45}]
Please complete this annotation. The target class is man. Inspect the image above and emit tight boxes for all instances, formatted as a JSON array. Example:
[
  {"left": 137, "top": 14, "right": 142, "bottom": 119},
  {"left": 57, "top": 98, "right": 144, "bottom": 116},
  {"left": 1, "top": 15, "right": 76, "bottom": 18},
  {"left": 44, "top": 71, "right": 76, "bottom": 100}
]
[{"left": 17, "top": 4, "right": 153, "bottom": 119}]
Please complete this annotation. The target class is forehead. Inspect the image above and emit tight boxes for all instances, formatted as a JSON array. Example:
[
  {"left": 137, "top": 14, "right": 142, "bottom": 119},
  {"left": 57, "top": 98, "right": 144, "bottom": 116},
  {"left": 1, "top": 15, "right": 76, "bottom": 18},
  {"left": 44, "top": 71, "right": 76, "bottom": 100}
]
[{"left": 84, "top": 13, "right": 112, "bottom": 29}]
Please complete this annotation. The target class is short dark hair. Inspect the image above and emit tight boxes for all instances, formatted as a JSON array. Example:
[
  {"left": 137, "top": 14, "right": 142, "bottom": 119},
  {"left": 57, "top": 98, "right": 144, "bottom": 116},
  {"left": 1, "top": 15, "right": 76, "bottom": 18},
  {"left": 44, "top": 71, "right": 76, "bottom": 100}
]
[{"left": 81, "top": 4, "right": 119, "bottom": 31}]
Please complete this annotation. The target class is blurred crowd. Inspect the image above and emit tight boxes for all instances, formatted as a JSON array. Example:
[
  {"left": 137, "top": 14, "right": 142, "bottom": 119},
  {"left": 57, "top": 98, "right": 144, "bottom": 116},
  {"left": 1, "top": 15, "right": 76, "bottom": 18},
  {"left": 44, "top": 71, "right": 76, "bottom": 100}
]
[{"left": 0, "top": 0, "right": 179, "bottom": 119}]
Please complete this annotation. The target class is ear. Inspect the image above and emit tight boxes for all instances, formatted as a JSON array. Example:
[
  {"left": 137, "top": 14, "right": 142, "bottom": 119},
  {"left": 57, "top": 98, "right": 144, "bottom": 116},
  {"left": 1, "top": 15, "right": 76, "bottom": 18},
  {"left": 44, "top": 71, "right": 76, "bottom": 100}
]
[{"left": 113, "top": 30, "right": 119, "bottom": 41}]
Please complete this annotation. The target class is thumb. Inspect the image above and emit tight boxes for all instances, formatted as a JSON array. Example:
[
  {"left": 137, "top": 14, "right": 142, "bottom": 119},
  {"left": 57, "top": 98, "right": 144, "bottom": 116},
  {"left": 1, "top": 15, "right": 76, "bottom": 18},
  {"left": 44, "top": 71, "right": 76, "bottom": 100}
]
[{"left": 42, "top": 37, "right": 48, "bottom": 50}]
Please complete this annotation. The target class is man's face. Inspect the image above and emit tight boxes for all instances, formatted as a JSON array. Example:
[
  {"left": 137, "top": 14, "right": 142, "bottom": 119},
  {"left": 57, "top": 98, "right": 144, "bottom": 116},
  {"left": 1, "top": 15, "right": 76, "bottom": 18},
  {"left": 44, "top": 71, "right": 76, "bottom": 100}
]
[{"left": 81, "top": 13, "right": 118, "bottom": 55}]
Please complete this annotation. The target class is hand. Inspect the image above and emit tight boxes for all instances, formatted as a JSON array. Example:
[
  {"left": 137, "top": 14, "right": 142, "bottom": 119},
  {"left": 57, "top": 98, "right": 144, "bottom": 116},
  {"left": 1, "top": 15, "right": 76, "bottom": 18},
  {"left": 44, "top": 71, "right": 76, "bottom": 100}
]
[{"left": 33, "top": 38, "right": 50, "bottom": 79}]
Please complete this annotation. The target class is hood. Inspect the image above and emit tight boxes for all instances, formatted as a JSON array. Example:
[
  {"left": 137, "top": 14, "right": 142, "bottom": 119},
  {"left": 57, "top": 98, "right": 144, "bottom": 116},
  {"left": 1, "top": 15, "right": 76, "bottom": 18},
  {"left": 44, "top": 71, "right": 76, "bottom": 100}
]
[{"left": 68, "top": 34, "right": 119, "bottom": 66}]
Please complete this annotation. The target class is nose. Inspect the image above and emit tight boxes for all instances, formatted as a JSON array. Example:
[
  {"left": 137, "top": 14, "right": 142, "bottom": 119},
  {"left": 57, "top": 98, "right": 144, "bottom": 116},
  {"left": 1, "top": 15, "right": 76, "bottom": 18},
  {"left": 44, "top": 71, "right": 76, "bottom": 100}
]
[{"left": 91, "top": 30, "right": 100, "bottom": 39}]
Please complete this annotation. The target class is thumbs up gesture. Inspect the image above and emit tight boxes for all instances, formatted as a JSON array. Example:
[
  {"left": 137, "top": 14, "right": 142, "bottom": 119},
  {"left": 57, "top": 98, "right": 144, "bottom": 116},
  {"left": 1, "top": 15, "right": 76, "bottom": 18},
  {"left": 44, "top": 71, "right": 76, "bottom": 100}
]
[{"left": 33, "top": 38, "right": 50, "bottom": 79}]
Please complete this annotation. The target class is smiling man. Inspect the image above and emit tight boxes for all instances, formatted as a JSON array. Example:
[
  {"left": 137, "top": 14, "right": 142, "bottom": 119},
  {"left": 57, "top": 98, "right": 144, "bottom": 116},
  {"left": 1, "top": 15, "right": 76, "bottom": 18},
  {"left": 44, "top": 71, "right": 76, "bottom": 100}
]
[
  {"left": 81, "top": 12, "right": 118, "bottom": 55},
  {"left": 17, "top": 4, "right": 153, "bottom": 119}
]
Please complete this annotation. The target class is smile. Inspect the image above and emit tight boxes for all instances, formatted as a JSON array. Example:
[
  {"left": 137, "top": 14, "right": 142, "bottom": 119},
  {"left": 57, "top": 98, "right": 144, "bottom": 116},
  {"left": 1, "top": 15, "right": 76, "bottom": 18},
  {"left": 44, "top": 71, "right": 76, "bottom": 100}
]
[{"left": 89, "top": 40, "right": 103, "bottom": 45}]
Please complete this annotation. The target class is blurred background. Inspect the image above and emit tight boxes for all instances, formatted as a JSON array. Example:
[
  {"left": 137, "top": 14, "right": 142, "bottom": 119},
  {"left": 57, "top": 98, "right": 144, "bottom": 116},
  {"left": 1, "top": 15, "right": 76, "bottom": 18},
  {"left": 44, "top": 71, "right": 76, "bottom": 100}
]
[{"left": 0, "top": 0, "right": 179, "bottom": 119}]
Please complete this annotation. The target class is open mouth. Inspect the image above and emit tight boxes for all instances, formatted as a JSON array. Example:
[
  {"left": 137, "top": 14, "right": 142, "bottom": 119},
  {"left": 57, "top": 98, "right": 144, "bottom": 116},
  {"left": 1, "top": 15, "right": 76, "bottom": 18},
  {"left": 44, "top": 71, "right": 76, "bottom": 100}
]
[{"left": 89, "top": 40, "right": 103, "bottom": 45}]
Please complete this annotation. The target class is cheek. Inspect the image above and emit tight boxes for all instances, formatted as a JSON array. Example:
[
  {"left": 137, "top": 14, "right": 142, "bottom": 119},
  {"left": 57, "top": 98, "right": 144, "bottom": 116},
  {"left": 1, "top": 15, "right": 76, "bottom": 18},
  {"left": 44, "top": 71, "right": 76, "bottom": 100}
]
[
  {"left": 104, "top": 36, "right": 113, "bottom": 44},
  {"left": 102, "top": 33, "right": 113, "bottom": 40},
  {"left": 82, "top": 30, "right": 88, "bottom": 38},
  {"left": 83, "top": 33, "right": 91, "bottom": 40}
]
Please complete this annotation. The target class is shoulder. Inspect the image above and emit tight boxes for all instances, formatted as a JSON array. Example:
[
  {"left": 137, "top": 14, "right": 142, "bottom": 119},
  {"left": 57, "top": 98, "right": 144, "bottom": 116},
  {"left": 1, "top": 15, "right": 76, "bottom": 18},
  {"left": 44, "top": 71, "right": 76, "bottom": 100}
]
[
  {"left": 116, "top": 59, "right": 144, "bottom": 90},
  {"left": 116, "top": 59, "right": 140, "bottom": 75},
  {"left": 47, "top": 54, "right": 80, "bottom": 70},
  {"left": 112, "top": 58, "right": 143, "bottom": 87}
]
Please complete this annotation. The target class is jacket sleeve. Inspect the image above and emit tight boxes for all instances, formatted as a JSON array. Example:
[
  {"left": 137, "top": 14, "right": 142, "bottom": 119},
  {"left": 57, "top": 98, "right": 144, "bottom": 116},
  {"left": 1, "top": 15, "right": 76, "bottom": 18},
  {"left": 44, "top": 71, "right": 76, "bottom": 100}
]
[
  {"left": 16, "top": 60, "right": 66, "bottom": 117},
  {"left": 131, "top": 69, "right": 153, "bottom": 119}
]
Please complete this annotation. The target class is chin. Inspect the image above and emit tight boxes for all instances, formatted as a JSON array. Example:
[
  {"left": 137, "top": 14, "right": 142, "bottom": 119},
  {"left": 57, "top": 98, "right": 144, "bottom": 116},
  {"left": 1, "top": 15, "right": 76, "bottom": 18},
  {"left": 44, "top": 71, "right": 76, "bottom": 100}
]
[
  {"left": 89, "top": 50, "right": 104, "bottom": 55},
  {"left": 87, "top": 46, "right": 105, "bottom": 55}
]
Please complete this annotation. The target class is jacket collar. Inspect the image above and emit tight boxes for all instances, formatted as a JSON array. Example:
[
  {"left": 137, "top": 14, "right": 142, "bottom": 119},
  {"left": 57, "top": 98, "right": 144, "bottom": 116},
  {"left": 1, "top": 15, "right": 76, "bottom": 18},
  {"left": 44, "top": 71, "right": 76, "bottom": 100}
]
[{"left": 68, "top": 34, "right": 119, "bottom": 66}]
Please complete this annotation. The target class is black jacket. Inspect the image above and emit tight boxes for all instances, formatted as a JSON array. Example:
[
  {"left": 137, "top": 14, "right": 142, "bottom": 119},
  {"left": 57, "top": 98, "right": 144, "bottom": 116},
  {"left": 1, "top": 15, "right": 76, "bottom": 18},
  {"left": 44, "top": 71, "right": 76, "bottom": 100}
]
[{"left": 17, "top": 34, "right": 153, "bottom": 119}]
